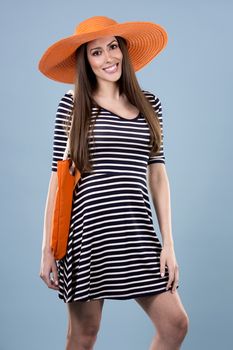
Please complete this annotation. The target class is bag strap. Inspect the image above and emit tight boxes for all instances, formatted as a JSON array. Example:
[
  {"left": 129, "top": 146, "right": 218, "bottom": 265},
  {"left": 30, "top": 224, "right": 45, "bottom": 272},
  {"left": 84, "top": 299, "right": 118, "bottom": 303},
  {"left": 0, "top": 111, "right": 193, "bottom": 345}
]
[
  {"left": 62, "top": 137, "right": 71, "bottom": 161},
  {"left": 62, "top": 89, "right": 75, "bottom": 161}
]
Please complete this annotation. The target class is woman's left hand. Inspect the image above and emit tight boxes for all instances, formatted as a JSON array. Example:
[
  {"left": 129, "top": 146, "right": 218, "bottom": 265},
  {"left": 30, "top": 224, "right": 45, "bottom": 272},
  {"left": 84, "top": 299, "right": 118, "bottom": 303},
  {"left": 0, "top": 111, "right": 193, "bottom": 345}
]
[{"left": 160, "top": 244, "right": 179, "bottom": 293}]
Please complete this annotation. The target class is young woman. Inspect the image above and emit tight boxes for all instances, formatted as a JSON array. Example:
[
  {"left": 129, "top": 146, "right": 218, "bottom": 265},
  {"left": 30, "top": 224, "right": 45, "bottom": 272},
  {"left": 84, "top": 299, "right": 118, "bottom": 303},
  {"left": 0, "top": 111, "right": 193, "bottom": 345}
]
[{"left": 39, "top": 16, "right": 189, "bottom": 350}]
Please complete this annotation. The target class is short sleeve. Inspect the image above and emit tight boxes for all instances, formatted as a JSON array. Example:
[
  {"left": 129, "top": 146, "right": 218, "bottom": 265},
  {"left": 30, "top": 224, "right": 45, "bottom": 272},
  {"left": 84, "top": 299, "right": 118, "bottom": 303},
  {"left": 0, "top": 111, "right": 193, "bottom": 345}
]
[
  {"left": 51, "top": 91, "right": 74, "bottom": 172},
  {"left": 147, "top": 93, "right": 166, "bottom": 165}
]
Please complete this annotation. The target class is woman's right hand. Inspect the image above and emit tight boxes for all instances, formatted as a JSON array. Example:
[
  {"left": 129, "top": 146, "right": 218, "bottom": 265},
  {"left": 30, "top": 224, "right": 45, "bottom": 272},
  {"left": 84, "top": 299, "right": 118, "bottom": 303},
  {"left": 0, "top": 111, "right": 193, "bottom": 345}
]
[{"left": 39, "top": 249, "right": 59, "bottom": 290}]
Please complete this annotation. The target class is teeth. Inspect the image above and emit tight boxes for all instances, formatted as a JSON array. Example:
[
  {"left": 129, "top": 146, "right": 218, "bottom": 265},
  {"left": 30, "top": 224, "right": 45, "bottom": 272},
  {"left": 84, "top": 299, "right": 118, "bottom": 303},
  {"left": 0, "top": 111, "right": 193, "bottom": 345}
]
[
  {"left": 104, "top": 64, "right": 116, "bottom": 69},
  {"left": 103, "top": 64, "right": 118, "bottom": 72}
]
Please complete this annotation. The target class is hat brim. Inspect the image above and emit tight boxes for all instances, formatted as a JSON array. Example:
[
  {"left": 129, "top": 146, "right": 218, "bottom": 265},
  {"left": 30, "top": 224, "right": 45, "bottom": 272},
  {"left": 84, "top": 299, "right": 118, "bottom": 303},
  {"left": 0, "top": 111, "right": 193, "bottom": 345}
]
[{"left": 38, "top": 22, "right": 168, "bottom": 84}]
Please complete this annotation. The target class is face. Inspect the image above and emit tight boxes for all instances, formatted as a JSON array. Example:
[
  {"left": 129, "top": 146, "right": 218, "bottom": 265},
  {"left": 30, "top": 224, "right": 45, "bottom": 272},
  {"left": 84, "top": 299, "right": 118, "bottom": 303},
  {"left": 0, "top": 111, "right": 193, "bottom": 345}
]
[{"left": 86, "top": 36, "right": 123, "bottom": 84}]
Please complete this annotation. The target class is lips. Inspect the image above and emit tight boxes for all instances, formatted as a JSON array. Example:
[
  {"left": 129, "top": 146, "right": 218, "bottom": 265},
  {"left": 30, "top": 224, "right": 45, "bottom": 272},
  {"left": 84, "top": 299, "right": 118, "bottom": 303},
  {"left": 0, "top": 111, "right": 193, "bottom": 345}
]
[{"left": 103, "top": 63, "right": 119, "bottom": 73}]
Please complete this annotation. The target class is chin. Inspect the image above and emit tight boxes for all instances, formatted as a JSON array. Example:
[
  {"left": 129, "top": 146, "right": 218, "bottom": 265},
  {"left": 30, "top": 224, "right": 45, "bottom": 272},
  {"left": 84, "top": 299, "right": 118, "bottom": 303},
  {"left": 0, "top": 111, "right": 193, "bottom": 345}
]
[
  {"left": 102, "top": 71, "right": 122, "bottom": 82},
  {"left": 96, "top": 73, "right": 121, "bottom": 83},
  {"left": 96, "top": 64, "right": 122, "bottom": 82}
]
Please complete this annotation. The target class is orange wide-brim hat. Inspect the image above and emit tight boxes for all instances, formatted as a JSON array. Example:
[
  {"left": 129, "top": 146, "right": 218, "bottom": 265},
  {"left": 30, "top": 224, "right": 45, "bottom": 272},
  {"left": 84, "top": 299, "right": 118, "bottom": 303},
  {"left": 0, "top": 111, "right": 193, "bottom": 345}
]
[{"left": 38, "top": 16, "right": 168, "bottom": 84}]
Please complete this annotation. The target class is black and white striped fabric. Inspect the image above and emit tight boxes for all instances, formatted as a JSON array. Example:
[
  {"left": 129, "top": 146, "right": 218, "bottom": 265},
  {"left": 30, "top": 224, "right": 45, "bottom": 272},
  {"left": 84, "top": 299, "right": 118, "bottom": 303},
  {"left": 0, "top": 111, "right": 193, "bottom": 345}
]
[{"left": 51, "top": 89, "right": 177, "bottom": 302}]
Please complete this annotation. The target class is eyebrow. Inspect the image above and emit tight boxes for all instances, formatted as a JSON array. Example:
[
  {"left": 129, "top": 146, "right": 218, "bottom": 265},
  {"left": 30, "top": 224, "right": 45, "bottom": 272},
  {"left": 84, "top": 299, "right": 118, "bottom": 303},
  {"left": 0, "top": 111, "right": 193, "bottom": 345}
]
[{"left": 89, "top": 39, "right": 118, "bottom": 52}]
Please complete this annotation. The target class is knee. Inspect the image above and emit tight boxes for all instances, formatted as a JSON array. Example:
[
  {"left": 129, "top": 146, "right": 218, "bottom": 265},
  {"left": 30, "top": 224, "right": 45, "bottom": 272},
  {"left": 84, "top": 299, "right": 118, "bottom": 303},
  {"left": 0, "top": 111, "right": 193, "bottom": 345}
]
[
  {"left": 176, "top": 312, "right": 189, "bottom": 338},
  {"left": 158, "top": 311, "right": 189, "bottom": 344},
  {"left": 170, "top": 311, "right": 189, "bottom": 343},
  {"left": 79, "top": 327, "right": 99, "bottom": 350},
  {"left": 67, "top": 324, "right": 99, "bottom": 350}
]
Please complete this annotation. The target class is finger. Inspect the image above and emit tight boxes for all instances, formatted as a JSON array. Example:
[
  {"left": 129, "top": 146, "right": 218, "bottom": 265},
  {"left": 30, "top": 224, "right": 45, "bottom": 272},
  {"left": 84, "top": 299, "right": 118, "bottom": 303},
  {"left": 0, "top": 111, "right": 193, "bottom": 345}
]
[
  {"left": 166, "top": 267, "right": 175, "bottom": 290},
  {"left": 49, "top": 278, "right": 59, "bottom": 290},
  {"left": 51, "top": 263, "right": 59, "bottom": 289},
  {"left": 44, "top": 272, "right": 55, "bottom": 289},
  {"left": 172, "top": 266, "right": 179, "bottom": 293},
  {"left": 40, "top": 272, "right": 52, "bottom": 288},
  {"left": 40, "top": 269, "right": 57, "bottom": 290},
  {"left": 160, "top": 253, "right": 166, "bottom": 277},
  {"left": 48, "top": 273, "right": 59, "bottom": 290}
]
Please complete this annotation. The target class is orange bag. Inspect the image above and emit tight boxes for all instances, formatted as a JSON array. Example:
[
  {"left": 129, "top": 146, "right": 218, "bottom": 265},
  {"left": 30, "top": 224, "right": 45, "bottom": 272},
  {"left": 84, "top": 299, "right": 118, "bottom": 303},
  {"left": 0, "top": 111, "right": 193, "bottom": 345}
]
[
  {"left": 50, "top": 89, "right": 81, "bottom": 259},
  {"left": 50, "top": 158, "right": 80, "bottom": 260}
]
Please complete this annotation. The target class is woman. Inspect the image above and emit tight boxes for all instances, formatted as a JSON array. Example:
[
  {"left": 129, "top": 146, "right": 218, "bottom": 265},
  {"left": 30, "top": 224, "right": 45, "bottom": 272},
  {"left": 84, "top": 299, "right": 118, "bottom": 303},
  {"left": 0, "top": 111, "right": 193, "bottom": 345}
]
[{"left": 39, "top": 16, "right": 189, "bottom": 350}]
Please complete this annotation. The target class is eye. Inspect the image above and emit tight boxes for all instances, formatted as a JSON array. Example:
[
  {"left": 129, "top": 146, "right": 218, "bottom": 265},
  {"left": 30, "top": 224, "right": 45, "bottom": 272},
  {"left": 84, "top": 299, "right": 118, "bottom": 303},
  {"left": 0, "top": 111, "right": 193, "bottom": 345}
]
[
  {"left": 110, "top": 43, "right": 118, "bottom": 49},
  {"left": 91, "top": 43, "right": 119, "bottom": 56},
  {"left": 92, "top": 50, "right": 101, "bottom": 56}
]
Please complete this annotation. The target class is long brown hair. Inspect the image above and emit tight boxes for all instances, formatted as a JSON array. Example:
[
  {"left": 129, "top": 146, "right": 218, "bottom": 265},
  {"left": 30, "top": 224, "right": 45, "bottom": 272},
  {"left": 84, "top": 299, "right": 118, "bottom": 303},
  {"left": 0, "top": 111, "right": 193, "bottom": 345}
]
[{"left": 66, "top": 36, "right": 162, "bottom": 175}]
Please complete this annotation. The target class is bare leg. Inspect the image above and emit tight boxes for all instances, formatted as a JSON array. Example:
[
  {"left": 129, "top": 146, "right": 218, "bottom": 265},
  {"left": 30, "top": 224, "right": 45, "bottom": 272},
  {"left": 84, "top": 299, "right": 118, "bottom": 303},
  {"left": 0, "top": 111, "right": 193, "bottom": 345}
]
[
  {"left": 135, "top": 290, "right": 189, "bottom": 350},
  {"left": 65, "top": 298, "right": 105, "bottom": 350}
]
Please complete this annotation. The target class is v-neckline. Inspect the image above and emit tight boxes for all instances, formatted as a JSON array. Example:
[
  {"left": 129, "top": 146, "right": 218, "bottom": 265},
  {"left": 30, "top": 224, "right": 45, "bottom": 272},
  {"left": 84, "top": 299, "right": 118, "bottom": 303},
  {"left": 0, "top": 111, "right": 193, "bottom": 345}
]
[
  {"left": 69, "top": 93, "right": 141, "bottom": 121},
  {"left": 100, "top": 106, "right": 141, "bottom": 121}
]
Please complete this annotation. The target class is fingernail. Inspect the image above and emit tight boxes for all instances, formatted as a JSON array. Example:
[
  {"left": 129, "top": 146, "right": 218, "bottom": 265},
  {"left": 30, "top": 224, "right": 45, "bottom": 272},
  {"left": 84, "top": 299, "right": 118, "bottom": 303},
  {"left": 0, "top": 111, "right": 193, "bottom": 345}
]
[
  {"left": 161, "top": 272, "right": 164, "bottom": 277},
  {"left": 55, "top": 281, "right": 58, "bottom": 285}
]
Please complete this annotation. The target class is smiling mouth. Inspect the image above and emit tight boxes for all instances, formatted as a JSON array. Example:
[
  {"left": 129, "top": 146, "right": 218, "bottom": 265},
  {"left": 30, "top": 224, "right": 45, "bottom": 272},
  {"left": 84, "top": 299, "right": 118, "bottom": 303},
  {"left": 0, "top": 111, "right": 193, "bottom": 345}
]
[{"left": 103, "top": 63, "right": 119, "bottom": 73}]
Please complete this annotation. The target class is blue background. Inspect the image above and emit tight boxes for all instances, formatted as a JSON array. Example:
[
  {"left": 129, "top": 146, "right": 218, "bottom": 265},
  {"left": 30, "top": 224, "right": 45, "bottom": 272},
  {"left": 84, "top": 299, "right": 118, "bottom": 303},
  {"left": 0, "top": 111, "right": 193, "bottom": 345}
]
[{"left": 1, "top": 0, "right": 232, "bottom": 349}]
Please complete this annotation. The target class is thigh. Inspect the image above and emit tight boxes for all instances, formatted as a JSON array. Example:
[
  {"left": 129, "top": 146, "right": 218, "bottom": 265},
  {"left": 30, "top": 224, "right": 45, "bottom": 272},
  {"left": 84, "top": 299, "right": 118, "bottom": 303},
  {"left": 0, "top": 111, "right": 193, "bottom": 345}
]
[
  {"left": 67, "top": 299, "right": 105, "bottom": 333},
  {"left": 135, "top": 290, "right": 188, "bottom": 332}
]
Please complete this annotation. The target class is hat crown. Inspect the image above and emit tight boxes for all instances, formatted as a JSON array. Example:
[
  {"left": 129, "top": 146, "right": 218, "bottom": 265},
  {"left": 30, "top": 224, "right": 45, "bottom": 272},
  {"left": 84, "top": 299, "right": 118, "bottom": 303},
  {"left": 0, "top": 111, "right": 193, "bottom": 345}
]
[{"left": 75, "top": 16, "right": 118, "bottom": 35}]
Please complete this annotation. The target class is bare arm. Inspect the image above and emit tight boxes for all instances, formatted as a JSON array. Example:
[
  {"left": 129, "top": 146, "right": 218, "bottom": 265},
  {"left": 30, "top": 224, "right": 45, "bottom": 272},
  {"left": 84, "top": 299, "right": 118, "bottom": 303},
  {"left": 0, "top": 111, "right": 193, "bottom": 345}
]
[
  {"left": 39, "top": 90, "right": 74, "bottom": 290},
  {"left": 148, "top": 163, "right": 179, "bottom": 293},
  {"left": 39, "top": 171, "right": 59, "bottom": 290},
  {"left": 146, "top": 92, "right": 179, "bottom": 292},
  {"left": 148, "top": 163, "right": 174, "bottom": 247},
  {"left": 41, "top": 171, "right": 58, "bottom": 253}
]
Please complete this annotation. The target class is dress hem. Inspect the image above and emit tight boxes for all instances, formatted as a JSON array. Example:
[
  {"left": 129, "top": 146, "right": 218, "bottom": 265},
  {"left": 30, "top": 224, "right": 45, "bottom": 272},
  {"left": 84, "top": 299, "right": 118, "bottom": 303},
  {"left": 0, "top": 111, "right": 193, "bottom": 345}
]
[{"left": 58, "top": 285, "right": 179, "bottom": 303}]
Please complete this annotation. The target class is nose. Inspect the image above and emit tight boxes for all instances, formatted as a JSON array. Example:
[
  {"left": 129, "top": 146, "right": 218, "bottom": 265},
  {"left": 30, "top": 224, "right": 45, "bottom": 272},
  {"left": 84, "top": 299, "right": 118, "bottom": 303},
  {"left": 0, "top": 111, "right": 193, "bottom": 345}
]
[{"left": 104, "top": 49, "right": 114, "bottom": 62}]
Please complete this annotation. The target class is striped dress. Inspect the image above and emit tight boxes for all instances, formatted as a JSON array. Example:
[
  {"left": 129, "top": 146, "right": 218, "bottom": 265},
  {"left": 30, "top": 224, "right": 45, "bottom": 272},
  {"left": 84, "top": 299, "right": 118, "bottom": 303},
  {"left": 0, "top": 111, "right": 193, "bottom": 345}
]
[{"left": 51, "top": 89, "right": 178, "bottom": 303}]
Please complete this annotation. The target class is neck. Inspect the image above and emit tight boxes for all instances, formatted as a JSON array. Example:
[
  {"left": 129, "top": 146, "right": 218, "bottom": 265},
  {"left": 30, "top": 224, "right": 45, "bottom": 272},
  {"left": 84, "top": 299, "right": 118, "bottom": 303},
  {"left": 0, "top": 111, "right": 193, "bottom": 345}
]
[{"left": 93, "top": 80, "right": 121, "bottom": 100}]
